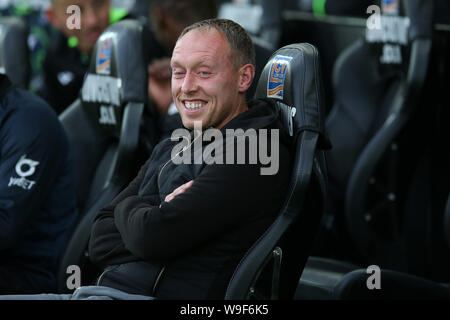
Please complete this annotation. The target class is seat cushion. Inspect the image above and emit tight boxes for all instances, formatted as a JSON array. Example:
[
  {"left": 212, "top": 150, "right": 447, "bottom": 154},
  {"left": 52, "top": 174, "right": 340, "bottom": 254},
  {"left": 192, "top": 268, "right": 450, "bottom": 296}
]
[{"left": 295, "top": 256, "right": 360, "bottom": 299}]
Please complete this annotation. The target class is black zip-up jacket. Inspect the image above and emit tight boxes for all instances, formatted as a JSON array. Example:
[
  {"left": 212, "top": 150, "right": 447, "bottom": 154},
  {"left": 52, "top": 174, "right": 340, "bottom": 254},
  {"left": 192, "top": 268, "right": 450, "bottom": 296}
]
[
  {"left": 0, "top": 74, "right": 78, "bottom": 293},
  {"left": 89, "top": 98, "right": 292, "bottom": 299}
]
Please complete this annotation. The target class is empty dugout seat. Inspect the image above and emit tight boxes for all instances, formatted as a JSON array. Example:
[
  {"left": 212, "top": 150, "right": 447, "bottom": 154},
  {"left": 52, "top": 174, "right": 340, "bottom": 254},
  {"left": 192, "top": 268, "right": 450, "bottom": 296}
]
[
  {"left": 296, "top": 0, "right": 438, "bottom": 299},
  {"left": 331, "top": 194, "right": 450, "bottom": 299},
  {"left": 323, "top": 0, "right": 432, "bottom": 265},
  {"left": 57, "top": 19, "right": 151, "bottom": 293}
]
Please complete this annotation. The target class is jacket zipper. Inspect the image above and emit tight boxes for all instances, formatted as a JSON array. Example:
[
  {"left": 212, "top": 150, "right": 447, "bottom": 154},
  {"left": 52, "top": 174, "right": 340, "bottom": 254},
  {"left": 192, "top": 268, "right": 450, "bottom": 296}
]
[{"left": 157, "top": 133, "right": 201, "bottom": 191}]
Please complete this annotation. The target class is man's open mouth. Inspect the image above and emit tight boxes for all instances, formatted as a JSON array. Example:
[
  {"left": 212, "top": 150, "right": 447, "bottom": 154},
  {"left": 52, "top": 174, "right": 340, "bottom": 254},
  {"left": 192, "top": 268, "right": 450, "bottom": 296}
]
[{"left": 183, "top": 100, "right": 207, "bottom": 113}]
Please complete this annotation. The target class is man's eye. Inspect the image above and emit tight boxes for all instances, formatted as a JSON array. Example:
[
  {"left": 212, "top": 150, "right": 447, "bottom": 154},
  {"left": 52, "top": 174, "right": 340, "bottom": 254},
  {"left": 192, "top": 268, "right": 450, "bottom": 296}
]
[{"left": 199, "top": 71, "right": 210, "bottom": 76}]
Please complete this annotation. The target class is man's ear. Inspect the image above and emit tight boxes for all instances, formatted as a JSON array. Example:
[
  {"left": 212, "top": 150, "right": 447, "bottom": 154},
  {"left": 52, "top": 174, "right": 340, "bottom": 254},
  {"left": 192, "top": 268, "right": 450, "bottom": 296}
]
[{"left": 238, "top": 63, "right": 255, "bottom": 93}]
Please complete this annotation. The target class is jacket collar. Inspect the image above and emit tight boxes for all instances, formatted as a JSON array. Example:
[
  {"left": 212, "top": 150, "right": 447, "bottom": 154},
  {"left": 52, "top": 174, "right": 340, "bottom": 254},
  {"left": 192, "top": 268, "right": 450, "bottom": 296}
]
[{"left": 221, "top": 98, "right": 279, "bottom": 132}]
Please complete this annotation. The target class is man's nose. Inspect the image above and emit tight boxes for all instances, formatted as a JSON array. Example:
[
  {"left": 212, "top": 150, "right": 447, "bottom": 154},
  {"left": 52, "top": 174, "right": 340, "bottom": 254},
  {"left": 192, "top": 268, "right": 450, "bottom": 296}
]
[{"left": 181, "top": 72, "right": 198, "bottom": 93}]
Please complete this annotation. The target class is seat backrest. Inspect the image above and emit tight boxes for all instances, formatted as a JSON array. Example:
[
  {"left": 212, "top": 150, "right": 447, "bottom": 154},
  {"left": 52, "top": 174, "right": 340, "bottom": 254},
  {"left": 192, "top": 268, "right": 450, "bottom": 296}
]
[
  {"left": 324, "top": 0, "right": 434, "bottom": 268},
  {"left": 60, "top": 19, "right": 149, "bottom": 213},
  {"left": 225, "top": 43, "right": 330, "bottom": 299},
  {"left": 57, "top": 19, "right": 150, "bottom": 293},
  {"left": 247, "top": 40, "right": 273, "bottom": 100},
  {"left": 0, "top": 16, "right": 30, "bottom": 88}
]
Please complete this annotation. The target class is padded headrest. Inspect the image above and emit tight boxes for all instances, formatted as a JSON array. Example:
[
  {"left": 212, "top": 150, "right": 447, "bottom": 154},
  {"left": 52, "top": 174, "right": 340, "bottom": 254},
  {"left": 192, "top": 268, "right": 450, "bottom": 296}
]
[
  {"left": 404, "top": 0, "right": 434, "bottom": 39},
  {"left": 365, "top": 0, "right": 433, "bottom": 66},
  {"left": 372, "top": 0, "right": 433, "bottom": 39},
  {"left": 0, "top": 17, "right": 30, "bottom": 88},
  {"left": 80, "top": 19, "right": 148, "bottom": 135},
  {"left": 255, "top": 43, "right": 330, "bottom": 149}
]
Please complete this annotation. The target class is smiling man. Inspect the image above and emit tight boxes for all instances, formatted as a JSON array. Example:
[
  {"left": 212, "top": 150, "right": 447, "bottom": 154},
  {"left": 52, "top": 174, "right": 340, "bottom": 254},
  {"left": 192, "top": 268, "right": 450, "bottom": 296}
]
[
  {"left": 88, "top": 19, "right": 292, "bottom": 299},
  {"left": 37, "top": 0, "right": 115, "bottom": 114},
  {"left": 0, "top": 19, "right": 292, "bottom": 300}
]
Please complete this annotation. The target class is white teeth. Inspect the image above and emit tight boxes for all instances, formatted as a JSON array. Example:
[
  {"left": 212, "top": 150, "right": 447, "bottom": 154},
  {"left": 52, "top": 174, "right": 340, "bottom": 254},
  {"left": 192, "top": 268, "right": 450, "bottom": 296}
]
[{"left": 185, "top": 102, "right": 204, "bottom": 110}]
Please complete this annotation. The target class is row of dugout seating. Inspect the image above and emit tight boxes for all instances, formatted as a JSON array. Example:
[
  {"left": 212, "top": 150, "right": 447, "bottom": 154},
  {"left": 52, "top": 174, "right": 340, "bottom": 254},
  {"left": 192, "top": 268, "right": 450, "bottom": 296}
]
[
  {"left": 0, "top": 15, "right": 329, "bottom": 299},
  {"left": 281, "top": 0, "right": 450, "bottom": 299},
  {"left": 1, "top": 0, "right": 449, "bottom": 299},
  {"left": 55, "top": 19, "right": 330, "bottom": 299}
]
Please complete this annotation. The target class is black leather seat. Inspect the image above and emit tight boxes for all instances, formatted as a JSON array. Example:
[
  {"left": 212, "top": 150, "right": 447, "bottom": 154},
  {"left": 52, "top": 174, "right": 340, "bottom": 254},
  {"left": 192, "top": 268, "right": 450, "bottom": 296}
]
[
  {"left": 330, "top": 192, "right": 450, "bottom": 299},
  {"left": 224, "top": 43, "right": 330, "bottom": 299},
  {"left": 333, "top": 267, "right": 450, "bottom": 299},
  {"left": 323, "top": 0, "right": 432, "bottom": 264},
  {"left": 247, "top": 40, "right": 273, "bottom": 100},
  {"left": 342, "top": 0, "right": 433, "bottom": 268},
  {"left": 57, "top": 19, "right": 151, "bottom": 293},
  {"left": 0, "top": 16, "right": 29, "bottom": 88},
  {"left": 296, "top": 0, "right": 437, "bottom": 299}
]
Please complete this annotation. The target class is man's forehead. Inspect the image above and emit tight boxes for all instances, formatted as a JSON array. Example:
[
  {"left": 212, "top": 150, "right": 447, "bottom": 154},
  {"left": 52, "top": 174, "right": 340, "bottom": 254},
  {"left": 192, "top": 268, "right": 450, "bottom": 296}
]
[{"left": 172, "top": 28, "right": 228, "bottom": 60}]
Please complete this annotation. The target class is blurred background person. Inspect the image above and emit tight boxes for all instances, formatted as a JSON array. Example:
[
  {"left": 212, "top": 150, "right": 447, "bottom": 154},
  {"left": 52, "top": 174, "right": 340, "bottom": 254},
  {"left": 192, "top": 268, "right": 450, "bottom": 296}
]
[{"left": 38, "top": 0, "right": 112, "bottom": 114}]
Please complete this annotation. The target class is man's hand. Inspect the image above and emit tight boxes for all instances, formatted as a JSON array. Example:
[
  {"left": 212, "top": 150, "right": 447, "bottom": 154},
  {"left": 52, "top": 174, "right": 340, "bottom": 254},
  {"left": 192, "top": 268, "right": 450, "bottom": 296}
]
[{"left": 164, "top": 180, "right": 194, "bottom": 203}]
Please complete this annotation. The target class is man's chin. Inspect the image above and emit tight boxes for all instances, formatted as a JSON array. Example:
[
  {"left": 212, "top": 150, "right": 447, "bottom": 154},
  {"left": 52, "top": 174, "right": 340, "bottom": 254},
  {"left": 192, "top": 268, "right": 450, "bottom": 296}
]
[{"left": 182, "top": 119, "right": 207, "bottom": 131}]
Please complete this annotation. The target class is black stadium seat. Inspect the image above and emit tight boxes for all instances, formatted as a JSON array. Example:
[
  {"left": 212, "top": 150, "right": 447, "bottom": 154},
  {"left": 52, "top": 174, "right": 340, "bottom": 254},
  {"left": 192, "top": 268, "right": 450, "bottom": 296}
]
[
  {"left": 296, "top": 0, "right": 441, "bottom": 299},
  {"left": 331, "top": 191, "right": 450, "bottom": 299},
  {"left": 0, "top": 16, "right": 30, "bottom": 88},
  {"left": 57, "top": 19, "right": 150, "bottom": 293},
  {"left": 313, "top": 0, "right": 433, "bottom": 264},
  {"left": 247, "top": 40, "right": 273, "bottom": 100},
  {"left": 225, "top": 43, "right": 330, "bottom": 299},
  {"left": 333, "top": 0, "right": 433, "bottom": 268}
]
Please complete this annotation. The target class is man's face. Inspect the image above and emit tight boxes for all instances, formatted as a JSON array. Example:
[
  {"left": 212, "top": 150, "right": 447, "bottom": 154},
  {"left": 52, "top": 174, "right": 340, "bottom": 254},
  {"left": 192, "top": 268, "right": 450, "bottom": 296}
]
[
  {"left": 170, "top": 29, "right": 244, "bottom": 130},
  {"left": 48, "top": 0, "right": 110, "bottom": 55}
]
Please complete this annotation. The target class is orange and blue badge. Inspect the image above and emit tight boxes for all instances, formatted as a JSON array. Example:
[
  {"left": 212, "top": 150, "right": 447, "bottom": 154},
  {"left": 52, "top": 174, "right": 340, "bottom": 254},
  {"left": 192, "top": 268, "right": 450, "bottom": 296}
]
[
  {"left": 96, "top": 37, "right": 113, "bottom": 75},
  {"left": 267, "top": 55, "right": 292, "bottom": 100},
  {"left": 382, "top": 0, "right": 399, "bottom": 15}
]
